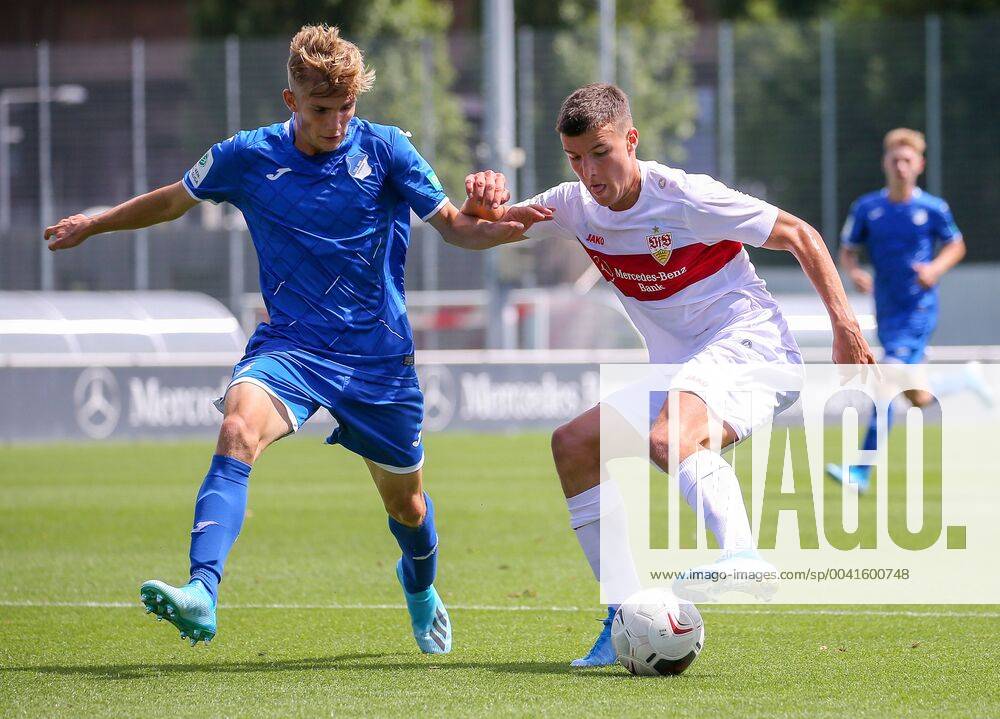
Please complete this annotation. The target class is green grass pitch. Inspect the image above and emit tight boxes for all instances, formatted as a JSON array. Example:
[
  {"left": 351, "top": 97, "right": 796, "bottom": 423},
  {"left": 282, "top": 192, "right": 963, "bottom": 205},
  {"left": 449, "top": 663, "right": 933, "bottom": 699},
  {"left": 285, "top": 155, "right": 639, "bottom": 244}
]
[{"left": 1, "top": 433, "right": 997, "bottom": 718}]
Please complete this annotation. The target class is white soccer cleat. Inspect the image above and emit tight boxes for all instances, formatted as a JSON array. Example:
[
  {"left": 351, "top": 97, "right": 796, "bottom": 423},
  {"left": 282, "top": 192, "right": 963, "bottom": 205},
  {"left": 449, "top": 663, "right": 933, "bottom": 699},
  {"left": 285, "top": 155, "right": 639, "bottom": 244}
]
[
  {"left": 963, "top": 362, "right": 995, "bottom": 408},
  {"left": 672, "top": 550, "right": 779, "bottom": 603}
]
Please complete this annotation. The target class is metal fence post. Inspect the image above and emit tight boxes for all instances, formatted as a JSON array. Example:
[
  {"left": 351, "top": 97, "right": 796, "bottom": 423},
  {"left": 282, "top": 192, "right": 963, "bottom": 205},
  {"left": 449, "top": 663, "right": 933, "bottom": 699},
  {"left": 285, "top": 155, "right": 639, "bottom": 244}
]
[
  {"left": 516, "top": 27, "right": 536, "bottom": 200},
  {"left": 420, "top": 37, "right": 439, "bottom": 349},
  {"left": 0, "top": 95, "right": 10, "bottom": 235},
  {"left": 483, "top": 0, "right": 516, "bottom": 349},
  {"left": 820, "top": 20, "right": 838, "bottom": 247},
  {"left": 38, "top": 41, "right": 54, "bottom": 291},
  {"left": 925, "top": 14, "right": 943, "bottom": 196},
  {"left": 599, "top": 0, "right": 616, "bottom": 85},
  {"left": 132, "top": 38, "right": 149, "bottom": 290},
  {"left": 225, "top": 36, "right": 244, "bottom": 314},
  {"left": 717, "top": 22, "right": 735, "bottom": 186}
]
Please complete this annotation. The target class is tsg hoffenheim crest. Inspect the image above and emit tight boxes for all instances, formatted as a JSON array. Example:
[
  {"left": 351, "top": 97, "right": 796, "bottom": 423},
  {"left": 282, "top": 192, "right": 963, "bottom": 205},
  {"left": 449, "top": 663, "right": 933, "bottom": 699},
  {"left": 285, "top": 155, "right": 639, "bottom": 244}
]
[
  {"left": 347, "top": 152, "right": 372, "bottom": 181},
  {"left": 646, "top": 226, "right": 672, "bottom": 265}
]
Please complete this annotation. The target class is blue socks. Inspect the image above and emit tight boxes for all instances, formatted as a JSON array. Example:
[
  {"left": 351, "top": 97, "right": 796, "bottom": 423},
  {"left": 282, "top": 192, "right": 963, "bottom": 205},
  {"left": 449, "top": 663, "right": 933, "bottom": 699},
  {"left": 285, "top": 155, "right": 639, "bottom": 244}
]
[
  {"left": 188, "top": 454, "right": 251, "bottom": 605},
  {"left": 858, "top": 402, "right": 895, "bottom": 481},
  {"left": 388, "top": 492, "right": 438, "bottom": 594}
]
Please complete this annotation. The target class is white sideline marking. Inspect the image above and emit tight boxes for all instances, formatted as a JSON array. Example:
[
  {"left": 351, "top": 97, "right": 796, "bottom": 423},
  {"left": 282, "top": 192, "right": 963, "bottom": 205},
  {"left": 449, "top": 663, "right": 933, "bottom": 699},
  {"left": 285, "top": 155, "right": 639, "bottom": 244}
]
[{"left": 0, "top": 599, "right": 997, "bottom": 618}]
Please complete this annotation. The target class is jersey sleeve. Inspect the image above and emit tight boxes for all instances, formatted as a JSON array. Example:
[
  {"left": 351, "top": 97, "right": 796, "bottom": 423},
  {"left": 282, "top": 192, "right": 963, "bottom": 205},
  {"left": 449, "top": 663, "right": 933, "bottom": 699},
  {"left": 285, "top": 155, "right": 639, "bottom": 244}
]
[
  {"left": 680, "top": 175, "right": 778, "bottom": 248},
  {"left": 840, "top": 200, "right": 867, "bottom": 248},
  {"left": 932, "top": 200, "right": 961, "bottom": 243},
  {"left": 513, "top": 183, "right": 579, "bottom": 243},
  {"left": 388, "top": 128, "right": 449, "bottom": 221},
  {"left": 182, "top": 134, "right": 243, "bottom": 205}
]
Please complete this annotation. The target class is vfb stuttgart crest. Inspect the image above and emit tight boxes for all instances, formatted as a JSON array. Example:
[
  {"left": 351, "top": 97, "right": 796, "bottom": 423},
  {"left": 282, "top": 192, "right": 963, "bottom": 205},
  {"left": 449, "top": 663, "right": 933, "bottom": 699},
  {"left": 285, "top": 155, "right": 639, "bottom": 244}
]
[{"left": 646, "top": 226, "right": 672, "bottom": 265}]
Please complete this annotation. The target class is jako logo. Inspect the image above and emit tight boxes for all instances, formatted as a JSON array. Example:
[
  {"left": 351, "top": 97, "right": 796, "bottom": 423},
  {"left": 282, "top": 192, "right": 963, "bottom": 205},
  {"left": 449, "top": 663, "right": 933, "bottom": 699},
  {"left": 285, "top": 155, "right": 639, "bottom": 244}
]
[{"left": 585, "top": 233, "right": 605, "bottom": 245}]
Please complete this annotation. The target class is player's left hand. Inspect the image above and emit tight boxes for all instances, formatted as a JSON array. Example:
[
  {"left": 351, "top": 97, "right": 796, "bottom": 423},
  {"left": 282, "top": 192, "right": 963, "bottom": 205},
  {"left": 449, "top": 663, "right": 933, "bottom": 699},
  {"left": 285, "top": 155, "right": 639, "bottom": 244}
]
[
  {"left": 912, "top": 262, "right": 940, "bottom": 289},
  {"left": 477, "top": 204, "right": 553, "bottom": 244},
  {"left": 501, "top": 204, "right": 554, "bottom": 232},
  {"left": 832, "top": 322, "right": 877, "bottom": 365}
]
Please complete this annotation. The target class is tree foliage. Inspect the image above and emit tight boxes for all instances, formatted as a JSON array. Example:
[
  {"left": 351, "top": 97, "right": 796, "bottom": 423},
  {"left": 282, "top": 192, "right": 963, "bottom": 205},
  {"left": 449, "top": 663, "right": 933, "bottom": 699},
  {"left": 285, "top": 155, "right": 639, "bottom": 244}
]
[
  {"left": 530, "top": 0, "right": 697, "bottom": 188},
  {"left": 189, "top": 0, "right": 472, "bottom": 195}
]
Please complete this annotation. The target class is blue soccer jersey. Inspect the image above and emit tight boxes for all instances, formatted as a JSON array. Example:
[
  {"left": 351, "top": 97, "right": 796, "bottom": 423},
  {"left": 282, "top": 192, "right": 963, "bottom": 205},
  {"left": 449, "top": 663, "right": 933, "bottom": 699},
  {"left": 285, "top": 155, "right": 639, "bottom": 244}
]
[
  {"left": 182, "top": 116, "right": 447, "bottom": 387},
  {"left": 841, "top": 188, "right": 960, "bottom": 334}
]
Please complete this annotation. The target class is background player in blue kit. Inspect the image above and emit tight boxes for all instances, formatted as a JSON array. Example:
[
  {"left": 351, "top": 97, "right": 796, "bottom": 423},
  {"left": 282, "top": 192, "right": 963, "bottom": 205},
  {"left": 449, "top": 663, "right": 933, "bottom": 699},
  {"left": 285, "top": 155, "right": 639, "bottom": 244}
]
[
  {"left": 43, "top": 24, "right": 552, "bottom": 652},
  {"left": 826, "top": 128, "right": 990, "bottom": 491}
]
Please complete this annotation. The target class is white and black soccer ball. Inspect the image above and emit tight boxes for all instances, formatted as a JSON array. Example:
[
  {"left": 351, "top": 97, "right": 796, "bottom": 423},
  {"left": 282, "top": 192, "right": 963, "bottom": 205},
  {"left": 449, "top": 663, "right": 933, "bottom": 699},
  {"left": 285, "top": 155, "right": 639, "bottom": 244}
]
[{"left": 610, "top": 588, "right": 705, "bottom": 676}]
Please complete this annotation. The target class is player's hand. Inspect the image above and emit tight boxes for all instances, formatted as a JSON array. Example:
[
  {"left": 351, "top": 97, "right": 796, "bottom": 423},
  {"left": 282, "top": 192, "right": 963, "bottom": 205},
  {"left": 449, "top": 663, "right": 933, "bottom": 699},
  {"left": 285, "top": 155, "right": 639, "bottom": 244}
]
[
  {"left": 832, "top": 322, "right": 877, "bottom": 363},
  {"left": 44, "top": 214, "right": 94, "bottom": 251},
  {"left": 465, "top": 170, "right": 511, "bottom": 211},
  {"left": 500, "top": 204, "right": 554, "bottom": 234},
  {"left": 832, "top": 322, "right": 879, "bottom": 385},
  {"left": 912, "top": 262, "right": 940, "bottom": 289},
  {"left": 848, "top": 268, "right": 873, "bottom": 294}
]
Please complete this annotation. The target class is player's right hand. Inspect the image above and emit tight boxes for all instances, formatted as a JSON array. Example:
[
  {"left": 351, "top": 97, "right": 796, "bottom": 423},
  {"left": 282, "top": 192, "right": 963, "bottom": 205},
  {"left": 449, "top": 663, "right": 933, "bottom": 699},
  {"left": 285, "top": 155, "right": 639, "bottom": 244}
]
[
  {"left": 848, "top": 268, "right": 873, "bottom": 294},
  {"left": 465, "top": 170, "right": 511, "bottom": 210},
  {"left": 44, "top": 214, "right": 94, "bottom": 251}
]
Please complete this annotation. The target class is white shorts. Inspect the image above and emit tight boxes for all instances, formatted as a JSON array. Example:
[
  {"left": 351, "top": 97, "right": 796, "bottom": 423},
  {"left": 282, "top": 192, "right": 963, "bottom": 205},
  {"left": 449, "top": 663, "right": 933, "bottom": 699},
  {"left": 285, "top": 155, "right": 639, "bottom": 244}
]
[{"left": 605, "top": 328, "right": 803, "bottom": 443}]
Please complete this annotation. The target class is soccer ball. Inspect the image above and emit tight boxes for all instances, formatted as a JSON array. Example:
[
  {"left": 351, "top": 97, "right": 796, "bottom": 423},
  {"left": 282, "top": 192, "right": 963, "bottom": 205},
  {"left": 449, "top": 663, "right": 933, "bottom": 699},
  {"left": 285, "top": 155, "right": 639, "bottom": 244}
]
[{"left": 610, "top": 588, "right": 705, "bottom": 676}]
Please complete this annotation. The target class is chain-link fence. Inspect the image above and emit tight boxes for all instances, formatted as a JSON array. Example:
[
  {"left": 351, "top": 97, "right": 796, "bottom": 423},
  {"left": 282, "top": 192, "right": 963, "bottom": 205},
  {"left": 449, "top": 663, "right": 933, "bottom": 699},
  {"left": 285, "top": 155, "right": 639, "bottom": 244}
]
[{"left": 1, "top": 15, "right": 997, "bottom": 309}]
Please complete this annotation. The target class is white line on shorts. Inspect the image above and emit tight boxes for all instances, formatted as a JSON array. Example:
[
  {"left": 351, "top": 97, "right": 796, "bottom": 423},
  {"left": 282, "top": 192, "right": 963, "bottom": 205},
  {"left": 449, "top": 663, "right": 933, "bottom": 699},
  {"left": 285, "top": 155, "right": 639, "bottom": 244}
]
[{"left": 0, "top": 599, "right": 997, "bottom": 618}]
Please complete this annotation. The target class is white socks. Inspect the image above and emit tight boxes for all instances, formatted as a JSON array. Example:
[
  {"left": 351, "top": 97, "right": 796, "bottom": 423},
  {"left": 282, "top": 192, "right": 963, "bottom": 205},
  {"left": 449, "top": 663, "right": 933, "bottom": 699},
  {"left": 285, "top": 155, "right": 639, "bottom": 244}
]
[
  {"left": 566, "top": 482, "right": 641, "bottom": 600},
  {"left": 677, "top": 449, "right": 753, "bottom": 552}
]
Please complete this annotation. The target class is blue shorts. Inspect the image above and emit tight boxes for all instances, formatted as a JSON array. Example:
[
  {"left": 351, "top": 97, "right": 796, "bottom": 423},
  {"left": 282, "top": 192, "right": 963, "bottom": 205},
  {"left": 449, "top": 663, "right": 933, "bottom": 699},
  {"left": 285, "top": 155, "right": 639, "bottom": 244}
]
[
  {"left": 215, "top": 349, "right": 424, "bottom": 473},
  {"left": 878, "top": 310, "right": 936, "bottom": 365}
]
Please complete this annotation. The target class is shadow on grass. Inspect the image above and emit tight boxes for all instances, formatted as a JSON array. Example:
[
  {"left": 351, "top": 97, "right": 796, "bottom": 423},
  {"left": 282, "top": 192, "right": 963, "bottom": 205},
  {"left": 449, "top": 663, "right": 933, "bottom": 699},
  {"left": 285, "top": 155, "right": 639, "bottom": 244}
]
[{"left": 6, "top": 653, "right": 627, "bottom": 680}]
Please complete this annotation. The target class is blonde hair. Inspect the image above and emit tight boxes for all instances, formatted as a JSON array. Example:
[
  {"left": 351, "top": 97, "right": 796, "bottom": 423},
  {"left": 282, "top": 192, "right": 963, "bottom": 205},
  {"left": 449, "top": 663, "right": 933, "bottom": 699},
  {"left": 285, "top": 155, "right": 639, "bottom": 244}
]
[
  {"left": 287, "top": 24, "right": 375, "bottom": 98},
  {"left": 883, "top": 128, "right": 926, "bottom": 156}
]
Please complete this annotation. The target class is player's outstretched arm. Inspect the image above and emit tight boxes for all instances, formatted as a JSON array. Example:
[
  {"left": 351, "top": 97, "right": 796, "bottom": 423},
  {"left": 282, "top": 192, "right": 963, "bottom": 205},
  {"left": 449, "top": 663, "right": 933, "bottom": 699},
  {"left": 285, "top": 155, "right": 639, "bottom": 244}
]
[
  {"left": 43, "top": 181, "right": 198, "bottom": 252},
  {"left": 763, "top": 210, "right": 876, "bottom": 365},
  {"left": 428, "top": 200, "right": 553, "bottom": 251}
]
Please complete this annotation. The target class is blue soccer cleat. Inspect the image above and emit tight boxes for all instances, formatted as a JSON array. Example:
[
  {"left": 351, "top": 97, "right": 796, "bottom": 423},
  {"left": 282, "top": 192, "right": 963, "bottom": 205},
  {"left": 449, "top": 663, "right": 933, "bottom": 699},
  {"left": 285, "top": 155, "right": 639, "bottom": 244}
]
[
  {"left": 395, "top": 560, "right": 451, "bottom": 654},
  {"left": 140, "top": 579, "right": 216, "bottom": 646},
  {"left": 825, "top": 463, "right": 871, "bottom": 493},
  {"left": 570, "top": 605, "right": 618, "bottom": 667}
]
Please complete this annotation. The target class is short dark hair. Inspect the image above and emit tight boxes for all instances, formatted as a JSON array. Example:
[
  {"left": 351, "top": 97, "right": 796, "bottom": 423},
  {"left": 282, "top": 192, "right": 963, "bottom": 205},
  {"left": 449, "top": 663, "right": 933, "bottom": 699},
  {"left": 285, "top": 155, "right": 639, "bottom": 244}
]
[{"left": 555, "top": 83, "right": 633, "bottom": 136}]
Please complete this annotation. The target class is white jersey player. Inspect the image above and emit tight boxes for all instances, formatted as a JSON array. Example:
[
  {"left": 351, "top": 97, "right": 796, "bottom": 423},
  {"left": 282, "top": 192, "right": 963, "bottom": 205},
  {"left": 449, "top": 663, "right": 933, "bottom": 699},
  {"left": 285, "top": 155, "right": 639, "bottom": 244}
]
[{"left": 462, "top": 83, "right": 875, "bottom": 667}]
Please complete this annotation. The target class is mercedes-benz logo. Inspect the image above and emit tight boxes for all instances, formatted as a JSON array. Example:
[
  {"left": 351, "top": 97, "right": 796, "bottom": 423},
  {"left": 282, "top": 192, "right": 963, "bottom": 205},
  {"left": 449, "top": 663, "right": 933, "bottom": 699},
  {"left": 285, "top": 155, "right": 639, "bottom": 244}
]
[
  {"left": 418, "top": 365, "right": 456, "bottom": 432},
  {"left": 74, "top": 367, "right": 121, "bottom": 439}
]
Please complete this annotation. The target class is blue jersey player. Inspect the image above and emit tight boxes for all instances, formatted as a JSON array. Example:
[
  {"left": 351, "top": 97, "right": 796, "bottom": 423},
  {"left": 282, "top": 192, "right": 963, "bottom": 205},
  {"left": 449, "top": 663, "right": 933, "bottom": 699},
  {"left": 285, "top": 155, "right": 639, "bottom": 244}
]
[
  {"left": 44, "top": 24, "right": 551, "bottom": 651},
  {"left": 826, "top": 128, "right": 989, "bottom": 491}
]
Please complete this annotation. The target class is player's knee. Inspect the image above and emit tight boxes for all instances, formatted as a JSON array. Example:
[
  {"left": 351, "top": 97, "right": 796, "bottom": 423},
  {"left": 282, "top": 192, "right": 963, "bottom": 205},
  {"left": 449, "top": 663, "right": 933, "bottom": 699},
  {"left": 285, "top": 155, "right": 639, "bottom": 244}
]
[
  {"left": 906, "top": 389, "right": 936, "bottom": 408},
  {"left": 386, "top": 492, "right": 426, "bottom": 527},
  {"left": 217, "top": 414, "right": 261, "bottom": 462},
  {"left": 551, "top": 421, "right": 592, "bottom": 468},
  {"left": 649, "top": 422, "right": 705, "bottom": 470}
]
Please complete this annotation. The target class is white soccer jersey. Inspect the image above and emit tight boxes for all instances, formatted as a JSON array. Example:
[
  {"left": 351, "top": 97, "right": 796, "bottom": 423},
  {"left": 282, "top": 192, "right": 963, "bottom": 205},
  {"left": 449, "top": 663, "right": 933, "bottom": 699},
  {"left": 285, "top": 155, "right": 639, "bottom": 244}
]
[{"left": 519, "top": 160, "right": 800, "bottom": 365}]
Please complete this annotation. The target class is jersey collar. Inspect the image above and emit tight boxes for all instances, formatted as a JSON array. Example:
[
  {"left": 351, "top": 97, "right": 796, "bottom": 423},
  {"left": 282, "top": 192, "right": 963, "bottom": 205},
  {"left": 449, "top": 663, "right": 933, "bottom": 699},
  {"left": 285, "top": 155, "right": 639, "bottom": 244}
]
[{"left": 284, "top": 115, "right": 359, "bottom": 164}]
